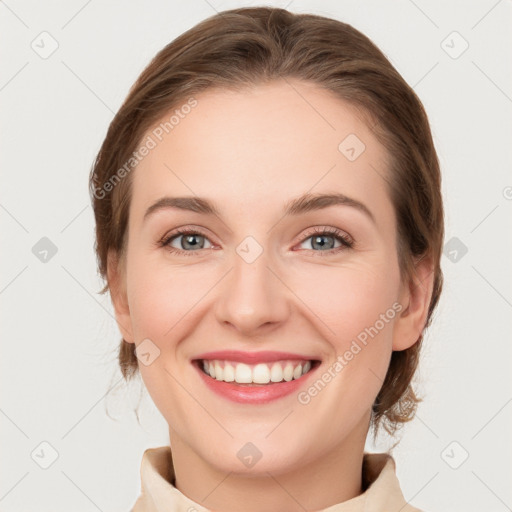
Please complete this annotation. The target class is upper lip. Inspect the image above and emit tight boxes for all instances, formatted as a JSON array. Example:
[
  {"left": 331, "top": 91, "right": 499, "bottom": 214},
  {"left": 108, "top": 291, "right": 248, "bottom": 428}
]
[{"left": 193, "top": 350, "right": 320, "bottom": 364}]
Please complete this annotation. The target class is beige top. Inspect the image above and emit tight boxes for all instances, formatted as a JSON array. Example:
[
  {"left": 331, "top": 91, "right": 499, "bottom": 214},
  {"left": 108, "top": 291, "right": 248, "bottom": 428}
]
[{"left": 131, "top": 446, "right": 423, "bottom": 512}]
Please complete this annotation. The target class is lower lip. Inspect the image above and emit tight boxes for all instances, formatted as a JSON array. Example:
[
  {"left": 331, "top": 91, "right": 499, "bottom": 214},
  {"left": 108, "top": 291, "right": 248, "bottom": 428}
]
[{"left": 193, "top": 360, "right": 319, "bottom": 404}]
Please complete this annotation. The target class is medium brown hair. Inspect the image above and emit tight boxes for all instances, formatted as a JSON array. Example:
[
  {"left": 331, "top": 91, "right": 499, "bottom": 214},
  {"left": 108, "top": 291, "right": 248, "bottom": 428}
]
[{"left": 89, "top": 7, "right": 444, "bottom": 437}]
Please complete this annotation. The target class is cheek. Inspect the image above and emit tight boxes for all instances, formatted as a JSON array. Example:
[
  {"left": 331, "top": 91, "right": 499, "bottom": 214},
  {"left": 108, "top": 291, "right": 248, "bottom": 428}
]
[
  {"left": 292, "top": 261, "right": 400, "bottom": 410},
  {"left": 294, "top": 261, "right": 401, "bottom": 346},
  {"left": 127, "top": 273, "right": 194, "bottom": 342},
  {"left": 292, "top": 267, "right": 399, "bottom": 426},
  {"left": 124, "top": 256, "right": 203, "bottom": 417},
  {"left": 126, "top": 249, "right": 401, "bottom": 349}
]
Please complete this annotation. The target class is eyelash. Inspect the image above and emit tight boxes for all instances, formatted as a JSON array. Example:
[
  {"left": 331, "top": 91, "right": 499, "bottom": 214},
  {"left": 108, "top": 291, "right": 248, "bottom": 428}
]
[{"left": 157, "top": 226, "right": 354, "bottom": 257}]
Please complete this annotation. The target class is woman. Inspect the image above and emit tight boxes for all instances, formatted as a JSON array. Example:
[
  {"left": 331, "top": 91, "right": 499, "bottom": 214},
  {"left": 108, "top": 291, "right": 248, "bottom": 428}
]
[{"left": 89, "top": 7, "right": 443, "bottom": 511}]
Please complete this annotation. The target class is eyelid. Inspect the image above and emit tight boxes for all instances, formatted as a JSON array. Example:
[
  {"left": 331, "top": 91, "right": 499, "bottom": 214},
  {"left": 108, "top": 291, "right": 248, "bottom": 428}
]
[
  {"left": 158, "top": 226, "right": 216, "bottom": 250},
  {"left": 158, "top": 225, "right": 354, "bottom": 256},
  {"left": 160, "top": 225, "right": 215, "bottom": 242},
  {"left": 294, "top": 225, "right": 354, "bottom": 248}
]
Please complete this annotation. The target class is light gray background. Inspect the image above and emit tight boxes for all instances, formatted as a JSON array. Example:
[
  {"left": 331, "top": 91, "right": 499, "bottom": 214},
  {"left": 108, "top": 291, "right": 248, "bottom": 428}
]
[{"left": 1, "top": 1, "right": 511, "bottom": 511}]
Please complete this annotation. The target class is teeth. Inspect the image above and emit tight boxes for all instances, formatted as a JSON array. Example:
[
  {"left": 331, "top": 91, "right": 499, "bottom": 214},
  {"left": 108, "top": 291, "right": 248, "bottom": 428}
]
[
  {"left": 214, "top": 361, "right": 223, "bottom": 381},
  {"left": 270, "top": 363, "right": 283, "bottom": 382},
  {"left": 253, "top": 363, "right": 270, "bottom": 384},
  {"left": 235, "top": 363, "right": 252, "bottom": 383},
  {"left": 200, "top": 359, "right": 315, "bottom": 384},
  {"left": 223, "top": 362, "right": 235, "bottom": 382},
  {"left": 283, "top": 363, "right": 294, "bottom": 382}
]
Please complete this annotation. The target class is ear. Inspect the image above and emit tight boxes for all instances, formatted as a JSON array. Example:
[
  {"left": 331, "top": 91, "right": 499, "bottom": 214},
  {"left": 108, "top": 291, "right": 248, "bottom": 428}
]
[
  {"left": 107, "top": 249, "right": 135, "bottom": 343},
  {"left": 392, "top": 254, "right": 435, "bottom": 351}
]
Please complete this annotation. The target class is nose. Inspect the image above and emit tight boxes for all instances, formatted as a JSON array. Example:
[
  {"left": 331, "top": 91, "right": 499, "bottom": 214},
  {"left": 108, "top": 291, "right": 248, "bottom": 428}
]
[{"left": 214, "top": 246, "right": 290, "bottom": 337}]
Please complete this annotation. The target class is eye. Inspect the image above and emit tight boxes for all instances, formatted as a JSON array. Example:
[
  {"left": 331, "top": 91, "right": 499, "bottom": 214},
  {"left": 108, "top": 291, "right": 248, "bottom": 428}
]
[
  {"left": 297, "top": 227, "right": 354, "bottom": 256},
  {"left": 158, "top": 226, "right": 354, "bottom": 257},
  {"left": 159, "top": 228, "right": 213, "bottom": 256}
]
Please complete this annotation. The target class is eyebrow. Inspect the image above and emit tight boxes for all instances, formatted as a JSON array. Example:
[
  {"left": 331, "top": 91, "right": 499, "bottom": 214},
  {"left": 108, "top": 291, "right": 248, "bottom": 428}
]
[{"left": 143, "top": 192, "right": 376, "bottom": 224}]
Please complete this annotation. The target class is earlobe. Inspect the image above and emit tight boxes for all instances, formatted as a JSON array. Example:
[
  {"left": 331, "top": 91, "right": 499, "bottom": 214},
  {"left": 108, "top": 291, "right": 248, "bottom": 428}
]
[
  {"left": 392, "top": 254, "right": 435, "bottom": 351},
  {"left": 107, "top": 250, "right": 135, "bottom": 343}
]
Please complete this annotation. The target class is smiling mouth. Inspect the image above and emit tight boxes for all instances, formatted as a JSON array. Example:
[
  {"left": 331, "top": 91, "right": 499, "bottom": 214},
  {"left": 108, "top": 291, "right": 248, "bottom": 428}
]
[{"left": 193, "top": 359, "right": 321, "bottom": 386}]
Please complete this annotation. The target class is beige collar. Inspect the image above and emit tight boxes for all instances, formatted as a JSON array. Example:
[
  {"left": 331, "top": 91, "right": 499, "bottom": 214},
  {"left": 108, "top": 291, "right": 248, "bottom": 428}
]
[{"left": 131, "top": 446, "right": 422, "bottom": 512}]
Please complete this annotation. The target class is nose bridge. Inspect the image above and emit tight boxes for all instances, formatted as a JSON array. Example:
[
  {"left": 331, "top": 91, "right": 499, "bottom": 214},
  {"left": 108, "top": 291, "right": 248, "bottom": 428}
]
[{"left": 214, "top": 235, "right": 288, "bottom": 334}]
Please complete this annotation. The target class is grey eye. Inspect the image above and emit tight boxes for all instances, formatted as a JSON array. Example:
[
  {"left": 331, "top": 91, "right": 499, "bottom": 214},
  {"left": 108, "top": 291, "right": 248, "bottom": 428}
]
[
  {"left": 170, "top": 233, "right": 212, "bottom": 251},
  {"left": 300, "top": 234, "right": 341, "bottom": 251}
]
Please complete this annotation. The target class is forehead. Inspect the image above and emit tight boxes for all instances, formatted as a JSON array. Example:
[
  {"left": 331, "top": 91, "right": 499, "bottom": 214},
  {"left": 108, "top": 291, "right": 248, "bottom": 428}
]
[{"left": 130, "top": 79, "right": 392, "bottom": 225}]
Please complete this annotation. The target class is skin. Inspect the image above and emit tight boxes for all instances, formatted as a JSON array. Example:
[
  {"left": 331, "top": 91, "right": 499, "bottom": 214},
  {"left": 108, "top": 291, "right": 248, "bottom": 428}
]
[{"left": 108, "top": 78, "right": 434, "bottom": 512}]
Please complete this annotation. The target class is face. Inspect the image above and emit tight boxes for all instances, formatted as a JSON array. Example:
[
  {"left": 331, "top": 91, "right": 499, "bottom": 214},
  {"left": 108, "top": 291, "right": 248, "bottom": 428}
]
[{"left": 110, "top": 79, "right": 431, "bottom": 475}]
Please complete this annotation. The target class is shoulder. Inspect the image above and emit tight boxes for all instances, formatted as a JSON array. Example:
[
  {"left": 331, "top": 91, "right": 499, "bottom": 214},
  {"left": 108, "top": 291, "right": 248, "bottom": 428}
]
[{"left": 361, "top": 452, "right": 426, "bottom": 512}]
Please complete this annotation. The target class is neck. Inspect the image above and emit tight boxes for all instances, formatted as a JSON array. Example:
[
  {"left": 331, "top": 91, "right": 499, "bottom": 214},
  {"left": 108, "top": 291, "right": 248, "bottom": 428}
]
[{"left": 169, "top": 413, "right": 370, "bottom": 512}]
